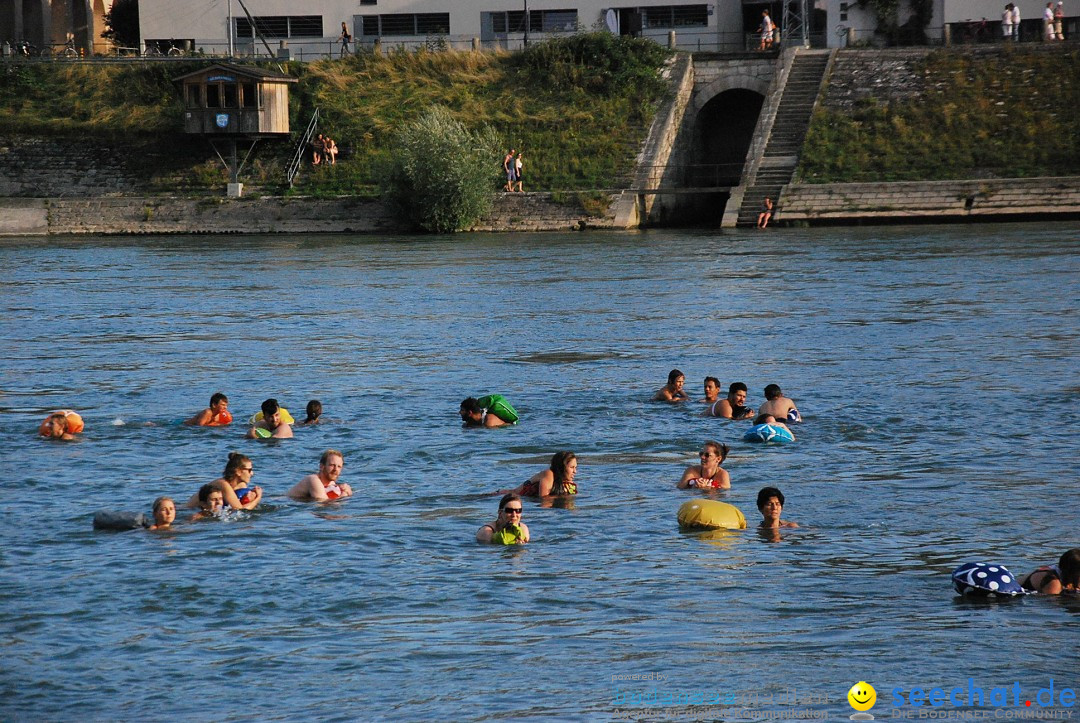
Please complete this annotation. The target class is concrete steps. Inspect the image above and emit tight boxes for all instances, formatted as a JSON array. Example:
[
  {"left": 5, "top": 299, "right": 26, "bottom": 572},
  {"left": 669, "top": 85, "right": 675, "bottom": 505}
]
[{"left": 736, "top": 51, "right": 831, "bottom": 226}]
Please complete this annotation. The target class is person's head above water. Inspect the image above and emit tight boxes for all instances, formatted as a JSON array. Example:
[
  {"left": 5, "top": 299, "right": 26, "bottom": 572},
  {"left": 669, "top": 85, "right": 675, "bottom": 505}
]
[
  {"left": 753, "top": 413, "right": 777, "bottom": 425},
  {"left": 763, "top": 384, "right": 782, "bottom": 401},
  {"left": 210, "top": 392, "right": 228, "bottom": 408},
  {"left": 198, "top": 484, "right": 224, "bottom": 511},
  {"left": 260, "top": 398, "right": 283, "bottom": 428},
  {"left": 700, "top": 440, "right": 730, "bottom": 464},
  {"left": 667, "top": 369, "right": 685, "bottom": 388},
  {"left": 727, "top": 382, "right": 748, "bottom": 403},
  {"left": 305, "top": 399, "right": 322, "bottom": 423},
  {"left": 757, "top": 486, "right": 785, "bottom": 511},
  {"left": 704, "top": 377, "right": 720, "bottom": 400},
  {"left": 152, "top": 496, "right": 176, "bottom": 528},
  {"left": 550, "top": 451, "right": 578, "bottom": 488},
  {"left": 1060, "top": 549, "right": 1080, "bottom": 589},
  {"left": 459, "top": 397, "right": 484, "bottom": 425},
  {"left": 223, "top": 451, "right": 253, "bottom": 482}
]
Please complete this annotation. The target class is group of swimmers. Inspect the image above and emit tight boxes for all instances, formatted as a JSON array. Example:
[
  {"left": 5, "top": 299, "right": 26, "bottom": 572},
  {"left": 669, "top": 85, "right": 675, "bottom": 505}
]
[{"left": 40, "top": 382, "right": 1078, "bottom": 593}]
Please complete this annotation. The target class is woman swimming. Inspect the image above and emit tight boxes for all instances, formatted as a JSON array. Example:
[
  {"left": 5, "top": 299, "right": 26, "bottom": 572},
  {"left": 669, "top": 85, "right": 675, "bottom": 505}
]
[
  {"left": 301, "top": 399, "right": 322, "bottom": 425},
  {"left": 477, "top": 493, "right": 530, "bottom": 544},
  {"left": 757, "top": 487, "right": 798, "bottom": 529},
  {"left": 654, "top": 369, "right": 689, "bottom": 403},
  {"left": 1022, "top": 549, "right": 1080, "bottom": 594},
  {"left": 677, "top": 441, "right": 731, "bottom": 490},
  {"left": 186, "top": 452, "right": 262, "bottom": 511},
  {"left": 149, "top": 497, "right": 176, "bottom": 530},
  {"left": 512, "top": 451, "right": 578, "bottom": 497}
]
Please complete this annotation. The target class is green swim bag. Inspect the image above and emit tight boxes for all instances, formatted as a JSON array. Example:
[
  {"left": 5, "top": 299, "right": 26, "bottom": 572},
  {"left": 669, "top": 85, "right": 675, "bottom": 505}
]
[
  {"left": 476, "top": 394, "right": 519, "bottom": 424},
  {"left": 491, "top": 524, "right": 525, "bottom": 545}
]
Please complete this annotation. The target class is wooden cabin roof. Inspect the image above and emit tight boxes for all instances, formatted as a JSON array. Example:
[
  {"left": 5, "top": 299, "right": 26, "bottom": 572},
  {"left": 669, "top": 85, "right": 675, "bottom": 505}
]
[{"left": 172, "top": 63, "right": 298, "bottom": 84}]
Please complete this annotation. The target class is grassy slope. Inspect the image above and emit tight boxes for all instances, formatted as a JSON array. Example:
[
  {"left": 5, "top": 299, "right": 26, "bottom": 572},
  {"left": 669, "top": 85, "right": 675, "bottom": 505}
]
[
  {"left": 798, "top": 48, "right": 1080, "bottom": 183},
  {"left": 0, "top": 34, "right": 670, "bottom": 195}
]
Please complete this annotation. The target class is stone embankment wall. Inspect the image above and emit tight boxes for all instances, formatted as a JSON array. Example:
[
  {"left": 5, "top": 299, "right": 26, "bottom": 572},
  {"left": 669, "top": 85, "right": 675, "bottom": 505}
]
[
  {"left": 0, "top": 136, "right": 150, "bottom": 197},
  {"left": 779, "top": 177, "right": 1080, "bottom": 222},
  {"left": 0, "top": 193, "right": 615, "bottom": 236}
]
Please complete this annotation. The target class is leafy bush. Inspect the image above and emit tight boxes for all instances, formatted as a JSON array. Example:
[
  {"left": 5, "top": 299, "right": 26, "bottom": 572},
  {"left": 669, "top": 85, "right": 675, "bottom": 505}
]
[{"left": 383, "top": 106, "right": 503, "bottom": 232}]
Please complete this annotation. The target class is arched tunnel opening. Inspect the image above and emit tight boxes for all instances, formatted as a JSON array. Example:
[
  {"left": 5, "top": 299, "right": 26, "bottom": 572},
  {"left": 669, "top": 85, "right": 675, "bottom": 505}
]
[{"left": 659, "top": 88, "right": 764, "bottom": 227}]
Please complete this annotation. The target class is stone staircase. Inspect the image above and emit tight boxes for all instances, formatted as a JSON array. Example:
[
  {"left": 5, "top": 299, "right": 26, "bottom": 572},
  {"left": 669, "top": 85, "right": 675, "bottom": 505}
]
[{"left": 735, "top": 51, "right": 831, "bottom": 227}]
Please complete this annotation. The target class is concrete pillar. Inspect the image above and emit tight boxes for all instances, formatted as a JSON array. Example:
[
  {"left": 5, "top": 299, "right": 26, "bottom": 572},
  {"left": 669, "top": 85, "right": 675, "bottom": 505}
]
[
  {"left": 668, "top": 30, "right": 676, "bottom": 48},
  {"left": 373, "top": 38, "right": 382, "bottom": 55},
  {"left": 472, "top": 37, "right": 480, "bottom": 51},
  {"left": 943, "top": 24, "right": 951, "bottom": 45},
  {"left": 847, "top": 26, "right": 855, "bottom": 46}
]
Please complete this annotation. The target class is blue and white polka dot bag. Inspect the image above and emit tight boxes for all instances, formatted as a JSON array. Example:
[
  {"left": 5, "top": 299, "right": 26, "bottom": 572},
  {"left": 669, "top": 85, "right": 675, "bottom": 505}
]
[{"left": 952, "top": 562, "right": 1027, "bottom": 597}]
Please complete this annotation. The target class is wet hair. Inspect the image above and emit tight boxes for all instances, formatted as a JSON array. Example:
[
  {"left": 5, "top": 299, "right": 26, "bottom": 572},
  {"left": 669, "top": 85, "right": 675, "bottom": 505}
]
[
  {"left": 498, "top": 492, "right": 522, "bottom": 511},
  {"left": 667, "top": 369, "right": 685, "bottom": 386},
  {"left": 702, "top": 441, "right": 730, "bottom": 463},
  {"left": 460, "top": 397, "right": 483, "bottom": 414},
  {"left": 223, "top": 451, "right": 252, "bottom": 481},
  {"left": 152, "top": 496, "right": 174, "bottom": 515},
  {"left": 704, "top": 376, "right": 720, "bottom": 388},
  {"left": 753, "top": 413, "right": 777, "bottom": 425},
  {"left": 728, "top": 382, "right": 748, "bottom": 396},
  {"left": 1059, "top": 549, "right": 1080, "bottom": 586},
  {"left": 549, "top": 451, "right": 577, "bottom": 493},
  {"left": 198, "top": 484, "right": 217, "bottom": 503},
  {"left": 305, "top": 399, "right": 322, "bottom": 423},
  {"left": 320, "top": 449, "right": 343, "bottom": 466},
  {"left": 261, "top": 398, "right": 280, "bottom": 419},
  {"left": 763, "top": 384, "right": 782, "bottom": 400},
  {"left": 757, "top": 486, "right": 785, "bottom": 510},
  {"left": 210, "top": 392, "right": 228, "bottom": 407}
]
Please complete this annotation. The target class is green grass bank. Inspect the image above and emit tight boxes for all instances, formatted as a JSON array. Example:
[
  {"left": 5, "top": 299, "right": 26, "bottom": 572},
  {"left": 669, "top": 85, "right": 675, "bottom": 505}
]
[
  {"left": 0, "top": 34, "right": 671, "bottom": 197},
  {"left": 798, "top": 47, "right": 1080, "bottom": 183}
]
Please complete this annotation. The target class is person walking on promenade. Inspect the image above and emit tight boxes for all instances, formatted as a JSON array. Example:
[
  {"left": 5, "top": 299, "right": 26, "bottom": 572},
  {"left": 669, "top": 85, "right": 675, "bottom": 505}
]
[
  {"left": 1003, "top": 4, "right": 1015, "bottom": 39},
  {"left": 1054, "top": 1, "right": 1065, "bottom": 39},
  {"left": 503, "top": 149, "right": 516, "bottom": 192},
  {"left": 339, "top": 22, "right": 352, "bottom": 56},
  {"left": 514, "top": 152, "right": 524, "bottom": 192},
  {"left": 1011, "top": 3, "right": 1022, "bottom": 41},
  {"left": 1045, "top": 2, "right": 1057, "bottom": 40}
]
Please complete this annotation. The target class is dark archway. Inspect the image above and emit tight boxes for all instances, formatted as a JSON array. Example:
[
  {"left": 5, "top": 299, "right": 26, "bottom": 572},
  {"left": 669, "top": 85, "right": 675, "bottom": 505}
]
[{"left": 692, "top": 88, "right": 764, "bottom": 187}]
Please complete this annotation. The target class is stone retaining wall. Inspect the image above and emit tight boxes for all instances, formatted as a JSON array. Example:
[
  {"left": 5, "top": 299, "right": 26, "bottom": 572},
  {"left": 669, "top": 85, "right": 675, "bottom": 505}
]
[
  {"left": 778, "top": 177, "right": 1080, "bottom": 222},
  {"left": 0, "top": 192, "right": 613, "bottom": 236}
]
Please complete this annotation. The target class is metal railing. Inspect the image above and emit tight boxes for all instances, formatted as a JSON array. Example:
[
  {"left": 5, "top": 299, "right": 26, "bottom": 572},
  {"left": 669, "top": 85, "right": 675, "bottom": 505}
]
[{"left": 287, "top": 107, "right": 319, "bottom": 188}]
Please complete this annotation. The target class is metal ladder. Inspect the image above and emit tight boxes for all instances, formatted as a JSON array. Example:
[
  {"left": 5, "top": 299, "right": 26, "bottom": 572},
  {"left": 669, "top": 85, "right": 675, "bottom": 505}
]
[{"left": 286, "top": 107, "right": 320, "bottom": 188}]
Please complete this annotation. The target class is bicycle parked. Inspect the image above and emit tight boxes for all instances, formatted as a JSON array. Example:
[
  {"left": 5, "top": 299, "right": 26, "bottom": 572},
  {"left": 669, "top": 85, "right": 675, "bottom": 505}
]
[{"left": 143, "top": 39, "right": 185, "bottom": 57}]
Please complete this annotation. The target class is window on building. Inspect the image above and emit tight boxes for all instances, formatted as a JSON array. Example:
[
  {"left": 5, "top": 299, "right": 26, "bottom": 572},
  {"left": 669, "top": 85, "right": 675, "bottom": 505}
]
[
  {"left": 487, "top": 8, "right": 578, "bottom": 33},
  {"left": 358, "top": 13, "right": 450, "bottom": 35},
  {"left": 206, "top": 84, "right": 222, "bottom": 108},
  {"left": 235, "top": 16, "right": 324, "bottom": 39},
  {"left": 223, "top": 83, "right": 238, "bottom": 108},
  {"left": 839, "top": 2, "right": 848, "bottom": 20},
  {"left": 642, "top": 5, "right": 708, "bottom": 28},
  {"left": 186, "top": 84, "right": 203, "bottom": 108},
  {"left": 241, "top": 82, "right": 257, "bottom": 108}
]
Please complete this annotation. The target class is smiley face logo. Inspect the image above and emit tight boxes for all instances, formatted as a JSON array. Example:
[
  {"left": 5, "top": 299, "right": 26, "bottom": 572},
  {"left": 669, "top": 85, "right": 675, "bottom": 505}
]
[{"left": 847, "top": 681, "right": 877, "bottom": 712}]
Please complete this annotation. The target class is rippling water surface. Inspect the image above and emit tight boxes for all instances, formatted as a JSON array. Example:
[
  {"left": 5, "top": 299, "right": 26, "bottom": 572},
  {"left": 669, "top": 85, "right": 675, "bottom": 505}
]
[{"left": 1, "top": 225, "right": 1078, "bottom": 720}]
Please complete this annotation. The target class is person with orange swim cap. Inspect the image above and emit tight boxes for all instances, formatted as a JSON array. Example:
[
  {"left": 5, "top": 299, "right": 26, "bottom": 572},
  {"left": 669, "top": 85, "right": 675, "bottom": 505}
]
[
  {"left": 184, "top": 392, "right": 233, "bottom": 426},
  {"left": 39, "top": 410, "right": 83, "bottom": 440}
]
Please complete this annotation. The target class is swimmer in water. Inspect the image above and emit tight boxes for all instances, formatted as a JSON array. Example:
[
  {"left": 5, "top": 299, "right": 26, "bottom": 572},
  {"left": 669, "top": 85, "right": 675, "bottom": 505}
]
[
  {"left": 751, "top": 413, "right": 795, "bottom": 440},
  {"left": 184, "top": 392, "right": 231, "bottom": 426},
  {"left": 1022, "top": 549, "right": 1080, "bottom": 594},
  {"left": 186, "top": 452, "right": 262, "bottom": 510},
  {"left": 705, "top": 382, "right": 755, "bottom": 419},
  {"left": 477, "top": 493, "right": 530, "bottom": 544},
  {"left": 247, "top": 398, "right": 293, "bottom": 439},
  {"left": 191, "top": 484, "right": 224, "bottom": 520},
  {"left": 287, "top": 449, "right": 353, "bottom": 501},
  {"left": 677, "top": 441, "right": 731, "bottom": 490},
  {"left": 301, "top": 399, "right": 322, "bottom": 425},
  {"left": 149, "top": 497, "right": 176, "bottom": 530},
  {"left": 758, "top": 384, "right": 800, "bottom": 423},
  {"left": 507, "top": 451, "right": 578, "bottom": 497},
  {"left": 459, "top": 397, "right": 510, "bottom": 428},
  {"left": 654, "top": 369, "right": 690, "bottom": 403},
  {"left": 39, "top": 410, "right": 83, "bottom": 440},
  {"left": 757, "top": 486, "right": 798, "bottom": 531},
  {"left": 701, "top": 376, "right": 721, "bottom": 404}
]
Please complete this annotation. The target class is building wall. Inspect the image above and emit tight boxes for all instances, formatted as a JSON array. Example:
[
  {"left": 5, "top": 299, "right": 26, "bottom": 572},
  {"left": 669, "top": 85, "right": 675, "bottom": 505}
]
[{"left": 138, "top": 0, "right": 733, "bottom": 55}]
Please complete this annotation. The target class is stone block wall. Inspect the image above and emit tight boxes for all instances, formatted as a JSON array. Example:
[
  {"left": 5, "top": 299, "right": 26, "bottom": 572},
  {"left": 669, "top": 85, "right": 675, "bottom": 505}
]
[
  {"left": 778, "top": 177, "right": 1080, "bottom": 221},
  {"left": 0, "top": 136, "right": 149, "bottom": 197}
]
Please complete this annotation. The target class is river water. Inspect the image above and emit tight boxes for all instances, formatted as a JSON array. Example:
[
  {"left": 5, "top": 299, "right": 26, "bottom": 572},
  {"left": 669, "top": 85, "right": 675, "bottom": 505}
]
[{"left": 1, "top": 225, "right": 1078, "bottom": 721}]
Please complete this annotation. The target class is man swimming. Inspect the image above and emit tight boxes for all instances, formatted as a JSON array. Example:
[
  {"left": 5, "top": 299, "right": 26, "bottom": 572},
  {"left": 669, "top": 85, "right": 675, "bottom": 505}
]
[
  {"left": 184, "top": 392, "right": 232, "bottom": 426},
  {"left": 287, "top": 450, "right": 352, "bottom": 501},
  {"left": 758, "top": 384, "right": 800, "bottom": 423},
  {"left": 654, "top": 369, "right": 689, "bottom": 403},
  {"left": 247, "top": 398, "right": 293, "bottom": 439},
  {"left": 459, "top": 397, "right": 510, "bottom": 428},
  {"left": 705, "top": 382, "right": 755, "bottom": 419},
  {"left": 701, "top": 376, "right": 721, "bottom": 404}
]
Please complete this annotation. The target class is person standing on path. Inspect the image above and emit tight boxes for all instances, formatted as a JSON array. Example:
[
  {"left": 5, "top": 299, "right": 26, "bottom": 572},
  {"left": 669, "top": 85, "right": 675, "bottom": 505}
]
[
  {"left": 514, "top": 152, "right": 524, "bottom": 192},
  {"left": 503, "top": 149, "right": 516, "bottom": 192},
  {"left": 1054, "top": 1, "right": 1065, "bottom": 39},
  {"left": 1003, "top": 3, "right": 1015, "bottom": 40},
  {"left": 339, "top": 22, "right": 352, "bottom": 56},
  {"left": 1011, "top": 3, "right": 1022, "bottom": 41},
  {"left": 1045, "top": 2, "right": 1057, "bottom": 40}
]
